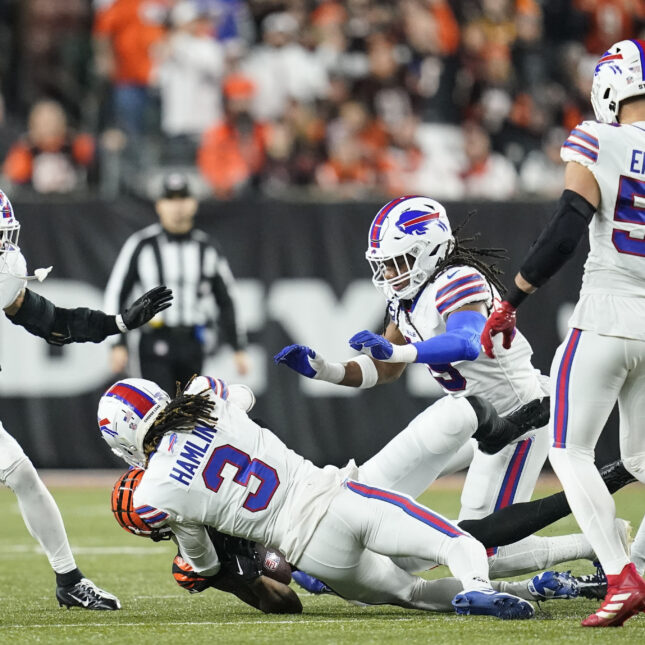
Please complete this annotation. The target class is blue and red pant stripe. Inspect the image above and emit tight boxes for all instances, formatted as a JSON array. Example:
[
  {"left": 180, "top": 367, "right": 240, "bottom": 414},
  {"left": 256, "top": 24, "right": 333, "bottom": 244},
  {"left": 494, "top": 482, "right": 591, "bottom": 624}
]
[
  {"left": 346, "top": 480, "right": 465, "bottom": 538},
  {"left": 553, "top": 328, "right": 582, "bottom": 448}
]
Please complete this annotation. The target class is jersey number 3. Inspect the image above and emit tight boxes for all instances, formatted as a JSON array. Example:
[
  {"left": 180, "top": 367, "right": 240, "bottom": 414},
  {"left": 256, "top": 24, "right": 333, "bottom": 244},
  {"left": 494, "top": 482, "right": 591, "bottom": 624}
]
[
  {"left": 613, "top": 176, "right": 645, "bottom": 256},
  {"left": 203, "top": 444, "right": 280, "bottom": 512}
]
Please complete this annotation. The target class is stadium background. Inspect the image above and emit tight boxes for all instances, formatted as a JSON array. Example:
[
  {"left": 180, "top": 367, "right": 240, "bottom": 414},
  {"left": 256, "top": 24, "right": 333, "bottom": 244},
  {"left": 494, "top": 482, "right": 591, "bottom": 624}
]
[{"left": 0, "top": 0, "right": 638, "bottom": 468}]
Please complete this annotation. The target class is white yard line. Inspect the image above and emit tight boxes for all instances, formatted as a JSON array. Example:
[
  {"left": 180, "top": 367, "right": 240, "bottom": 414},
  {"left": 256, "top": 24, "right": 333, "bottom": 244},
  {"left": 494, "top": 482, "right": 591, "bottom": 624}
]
[{"left": 1, "top": 617, "right": 421, "bottom": 629}]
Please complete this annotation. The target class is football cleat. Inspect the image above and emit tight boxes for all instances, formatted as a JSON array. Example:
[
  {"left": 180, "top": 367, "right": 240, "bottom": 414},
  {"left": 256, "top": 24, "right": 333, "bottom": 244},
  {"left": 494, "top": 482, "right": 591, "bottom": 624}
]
[
  {"left": 452, "top": 589, "right": 535, "bottom": 620},
  {"left": 505, "top": 397, "right": 550, "bottom": 434},
  {"left": 581, "top": 563, "right": 645, "bottom": 627},
  {"left": 56, "top": 578, "right": 121, "bottom": 610},
  {"left": 291, "top": 570, "right": 334, "bottom": 595},
  {"left": 574, "top": 561, "right": 607, "bottom": 600},
  {"left": 528, "top": 570, "right": 579, "bottom": 600},
  {"left": 599, "top": 460, "right": 636, "bottom": 494}
]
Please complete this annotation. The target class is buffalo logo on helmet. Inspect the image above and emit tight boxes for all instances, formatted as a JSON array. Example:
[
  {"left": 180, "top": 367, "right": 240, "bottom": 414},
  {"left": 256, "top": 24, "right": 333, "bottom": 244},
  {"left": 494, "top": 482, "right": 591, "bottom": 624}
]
[
  {"left": 98, "top": 417, "right": 117, "bottom": 438},
  {"left": 395, "top": 209, "right": 441, "bottom": 236}
]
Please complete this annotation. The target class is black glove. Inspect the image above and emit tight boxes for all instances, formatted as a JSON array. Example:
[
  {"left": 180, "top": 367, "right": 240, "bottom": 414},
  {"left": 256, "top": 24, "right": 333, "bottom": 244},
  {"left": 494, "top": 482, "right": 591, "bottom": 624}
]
[
  {"left": 172, "top": 552, "right": 214, "bottom": 594},
  {"left": 118, "top": 286, "right": 173, "bottom": 331},
  {"left": 206, "top": 528, "right": 263, "bottom": 582}
]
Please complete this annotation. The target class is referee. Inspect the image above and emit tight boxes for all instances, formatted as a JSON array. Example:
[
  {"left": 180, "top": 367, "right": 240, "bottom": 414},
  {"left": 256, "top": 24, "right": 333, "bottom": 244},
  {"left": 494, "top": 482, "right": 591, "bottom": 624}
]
[{"left": 104, "top": 172, "right": 248, "bottom": 393}]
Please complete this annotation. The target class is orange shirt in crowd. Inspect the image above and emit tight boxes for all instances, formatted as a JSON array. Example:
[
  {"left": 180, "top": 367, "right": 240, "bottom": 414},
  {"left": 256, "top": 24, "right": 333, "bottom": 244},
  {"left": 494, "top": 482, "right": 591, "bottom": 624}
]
[
  {"left": 93, "top": 0, "right": 167, "bottom": 85},
  {"left": 198, "top": 121, "right": 270, "bottom": 199},
  {"left": 4, "top": 134, "right": 95, "bottom": 185}
]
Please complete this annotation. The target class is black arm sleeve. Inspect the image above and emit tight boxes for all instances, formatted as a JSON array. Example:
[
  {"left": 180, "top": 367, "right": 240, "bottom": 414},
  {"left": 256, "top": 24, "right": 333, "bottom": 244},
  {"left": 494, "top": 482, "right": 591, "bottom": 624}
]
[
  {"left": 212, "top": 274, "right": 245, "bottom": 351},
  {"left": 6, "top": 288, "right": 119, "bottom": 345},
  {"left": 518, "top": 189, "right": 596, "bottom": 288}
]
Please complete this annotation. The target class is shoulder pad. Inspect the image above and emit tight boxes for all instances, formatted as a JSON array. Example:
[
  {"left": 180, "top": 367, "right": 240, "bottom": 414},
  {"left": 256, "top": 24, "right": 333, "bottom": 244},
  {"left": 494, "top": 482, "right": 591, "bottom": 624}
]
[
  {"left": 561, "top": 121, "right": 599, "bottom": 167},
  {"left": 433, "top": 265, "right": 492, "bottom": 317}
]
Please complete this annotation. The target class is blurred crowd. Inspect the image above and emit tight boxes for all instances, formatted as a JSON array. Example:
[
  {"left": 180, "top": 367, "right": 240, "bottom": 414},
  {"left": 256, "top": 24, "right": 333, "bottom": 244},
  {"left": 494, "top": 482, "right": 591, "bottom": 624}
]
[{"left": 0, "top": 0, "right": 643, "bottom": 201}]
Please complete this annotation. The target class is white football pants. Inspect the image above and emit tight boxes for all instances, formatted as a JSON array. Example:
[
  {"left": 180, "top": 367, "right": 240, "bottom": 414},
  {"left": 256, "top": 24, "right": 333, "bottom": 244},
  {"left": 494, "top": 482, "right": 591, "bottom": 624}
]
[
  {"left": 549, "top": 328, "right": 645, "bottom": 575},
  {"left": 0, "top": 422, "right": 77, "bottom": 574},
  {"left": 295, "top": 480, "right": 493, "bottom": 609},
  {"left": 357, "top": 396, "right": 594, "bottom": 577}
]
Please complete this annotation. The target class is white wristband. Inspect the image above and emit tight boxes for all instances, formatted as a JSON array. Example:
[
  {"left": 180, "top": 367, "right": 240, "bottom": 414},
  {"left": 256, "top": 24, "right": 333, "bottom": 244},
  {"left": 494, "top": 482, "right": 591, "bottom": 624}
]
[
  {"left": 353, "top": 354, "right": 379, "bottom": 389},
  {"left": 310, "top": 356, "right": 345, "bottom": 384},
  {"left": 388, "top": 343, "right": 417, "bottom": 363},
  {"left": 114, "top": 314, "right": 129, "bottom": 333}
]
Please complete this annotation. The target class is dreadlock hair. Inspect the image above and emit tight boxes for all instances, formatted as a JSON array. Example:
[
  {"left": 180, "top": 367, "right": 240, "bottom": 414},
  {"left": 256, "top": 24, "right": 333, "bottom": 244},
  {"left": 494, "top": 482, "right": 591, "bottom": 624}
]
[
  {"left": 382, "top": 211, "right": 508, "bottom": 338},
  {"left": 142, "top": 378, "right": 218, "bottom": 463}
]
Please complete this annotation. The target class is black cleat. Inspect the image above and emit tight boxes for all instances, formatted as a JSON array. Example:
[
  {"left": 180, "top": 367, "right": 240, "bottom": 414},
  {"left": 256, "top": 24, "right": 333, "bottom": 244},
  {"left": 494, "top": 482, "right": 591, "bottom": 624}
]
[
  {"left": 505, "top": 397, "right": 550, "bottom": 433},
  {"left": 469, "top": 396, "right": 536, "bottom": 455},
  {"left": 56, "top": 577, "right": 121, "bottom": 610},
  {"left": 573, "top": 562, "right": 607, "bottom": 600},
  {"left": 599, "top": 460, "right": 637, "bottom": 494}
]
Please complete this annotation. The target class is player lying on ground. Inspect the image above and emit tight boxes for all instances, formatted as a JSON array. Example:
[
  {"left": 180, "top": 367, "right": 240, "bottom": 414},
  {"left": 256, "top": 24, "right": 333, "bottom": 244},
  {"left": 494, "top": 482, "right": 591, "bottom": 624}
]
[
  {"left": 112, "top": 468, "right": 302, "bottom": 614},
  {"left": 275, "top": 195, "right": 607, "bottom": 580},
  {"left": 480, "top": 38, "right": 645, "bottom": 628},
  {"left": 113, "top": 457, "right": 637, "bottom": 609},
  {"left": 98, "top": 375, "right": 555, "bottom": 619},
  {"left": 0, "top": 188, "right": 172, "bottom": 610}
]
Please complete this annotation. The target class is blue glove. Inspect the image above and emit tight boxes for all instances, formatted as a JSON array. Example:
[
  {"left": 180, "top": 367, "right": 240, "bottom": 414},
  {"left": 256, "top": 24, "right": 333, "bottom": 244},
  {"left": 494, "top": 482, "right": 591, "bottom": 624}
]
[
  {"left": 349, "top": 330, "right": 393, "bottom": 360},
  {"left": 291, "top": 570, "right": 334, "bottom": 595},
  {"left": 274, "top": 344, "right": 345, "bottom": 383}
]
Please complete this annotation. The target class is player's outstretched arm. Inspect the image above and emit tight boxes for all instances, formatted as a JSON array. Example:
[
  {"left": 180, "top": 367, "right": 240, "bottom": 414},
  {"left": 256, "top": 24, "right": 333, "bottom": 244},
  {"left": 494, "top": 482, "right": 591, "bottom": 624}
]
[
  {"left": 275, "top": 326, "right": 406, "bottom": 389},
  {"left": 481, "top": 162, "right": 599, "bottom": 358},
  {"left": 4, "top": 285, "right": 172, "bottom": 345}
]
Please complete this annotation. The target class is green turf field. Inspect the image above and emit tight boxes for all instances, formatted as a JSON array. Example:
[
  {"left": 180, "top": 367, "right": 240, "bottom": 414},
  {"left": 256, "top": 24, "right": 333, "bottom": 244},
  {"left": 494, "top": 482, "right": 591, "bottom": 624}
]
[{"left": 0, "top": 479, "right": 643, "bottom": 644}]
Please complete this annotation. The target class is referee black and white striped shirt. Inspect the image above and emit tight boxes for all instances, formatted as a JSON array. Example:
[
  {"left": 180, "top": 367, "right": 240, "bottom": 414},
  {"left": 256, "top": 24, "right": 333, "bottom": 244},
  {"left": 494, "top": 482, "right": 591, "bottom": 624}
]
[{"left": 104, "top": 222, "right": 246, "bottom": 348}]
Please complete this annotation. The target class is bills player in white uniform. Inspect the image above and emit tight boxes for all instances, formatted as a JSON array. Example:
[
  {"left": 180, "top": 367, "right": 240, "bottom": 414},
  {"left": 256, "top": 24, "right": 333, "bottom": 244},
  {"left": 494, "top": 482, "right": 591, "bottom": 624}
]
[
  {"left": 481, "top": 39, "right": 645, "bottom": 627},
  {"left": 98, "top": 375, "right": 540, "bottom": 618},
  {"left": 0, "top": 189, "right": 172, "bottom": 609},
  {"left": 275, "top": 195, "right": 607, "bottom": 578}
]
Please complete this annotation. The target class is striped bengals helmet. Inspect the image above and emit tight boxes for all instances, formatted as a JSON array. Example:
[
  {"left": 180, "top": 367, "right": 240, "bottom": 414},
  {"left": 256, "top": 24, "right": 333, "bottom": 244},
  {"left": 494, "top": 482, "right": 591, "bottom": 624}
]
[{"left": 111, "top": 468, "right": 172, "bottom": 541}]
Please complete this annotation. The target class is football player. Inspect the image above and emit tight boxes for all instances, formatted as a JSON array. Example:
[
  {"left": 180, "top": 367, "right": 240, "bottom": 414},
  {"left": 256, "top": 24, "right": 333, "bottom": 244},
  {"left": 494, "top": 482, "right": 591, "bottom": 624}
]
[
  {"left": 98, "top": 375, "right": 545, "bottom": 619},
  {"left": 275, "top": 195, "right": 612, "bottom": 579},
  {"left": 111, "top": 467, "right": 302, "bottom": 614},
  {"left": 481, "top": 39, "right": 645, "bottom": 627},
  {"left": 0, "top": 188, "right": 172, "bottom": 609}
]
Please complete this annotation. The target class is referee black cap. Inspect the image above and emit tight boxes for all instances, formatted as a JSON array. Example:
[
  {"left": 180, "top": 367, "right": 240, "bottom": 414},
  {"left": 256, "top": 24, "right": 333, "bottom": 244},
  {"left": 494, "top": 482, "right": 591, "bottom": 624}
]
[{"left": 161, "top": 173, "right": 191, "bottom": 199}]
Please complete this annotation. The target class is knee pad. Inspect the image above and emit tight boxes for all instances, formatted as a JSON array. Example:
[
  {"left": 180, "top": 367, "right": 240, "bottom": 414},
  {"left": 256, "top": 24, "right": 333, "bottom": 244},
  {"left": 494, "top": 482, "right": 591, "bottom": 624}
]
[{"left": 0, "top": 424, "right": 29, "bottom": 483}]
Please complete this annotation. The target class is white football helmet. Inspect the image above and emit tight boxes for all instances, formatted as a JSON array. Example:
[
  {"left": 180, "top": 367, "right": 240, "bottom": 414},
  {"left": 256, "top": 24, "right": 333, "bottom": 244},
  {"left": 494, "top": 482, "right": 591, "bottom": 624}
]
[
  {"left": 97, "top": 378, "right": 170, "bottom": 467},
  {"left": 591, "top": 39, "right": 645, "bottom": 124},
  {"left": 366, "top": 195, "right": 454, "bottom": 300},
  {"left": 0, "top": 189, "right": 20, "bottom": 253}
]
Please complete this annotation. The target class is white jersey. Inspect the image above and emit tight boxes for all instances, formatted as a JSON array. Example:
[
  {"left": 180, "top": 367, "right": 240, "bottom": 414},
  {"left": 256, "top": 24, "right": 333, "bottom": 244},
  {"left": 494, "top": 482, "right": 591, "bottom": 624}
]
[
  {"left": 133, "top": 376, "right": 357, "bottom": 565},
  {"left": 389, "top": 265, "right": 545, "bottom": 415},
  {"left": 0, "top": 250, "right": 27, "bottom": 309},
  {"left": 561, "top": 120, "right": 645, "bottom": 340}
]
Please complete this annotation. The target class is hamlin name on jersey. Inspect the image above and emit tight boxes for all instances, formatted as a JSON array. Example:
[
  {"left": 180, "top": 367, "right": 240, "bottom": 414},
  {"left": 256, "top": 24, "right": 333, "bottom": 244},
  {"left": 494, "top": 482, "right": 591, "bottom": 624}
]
[
  {"left": 562, "top": 120, "right": 645, "bottom": 340},
  {"left": 389, "top": 265, "right": 545, "bottom": 416},
  {"left": 133, "top": 376, "right": 357, "bottom": 566}
]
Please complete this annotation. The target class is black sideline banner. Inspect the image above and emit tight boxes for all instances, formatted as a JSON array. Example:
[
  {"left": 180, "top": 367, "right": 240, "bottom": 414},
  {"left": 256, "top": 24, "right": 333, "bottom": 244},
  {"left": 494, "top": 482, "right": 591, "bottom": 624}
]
[{"left": 0, "top": 198, "right": 618, "bottom": 469}]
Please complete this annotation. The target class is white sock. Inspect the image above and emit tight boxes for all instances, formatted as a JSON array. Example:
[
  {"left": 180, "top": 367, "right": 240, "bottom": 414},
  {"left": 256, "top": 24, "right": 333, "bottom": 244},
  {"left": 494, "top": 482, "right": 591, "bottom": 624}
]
[
  {"left": 444, "top": 535, "right": 492, "bottom": 592},
  {"left": 4, "top": 459, "right": 76, "bottom": 574},
  {"left": 488, "top": 533, "right": 594, "bottom": 578},
  {"left": 631, "top": 515, "right": 645, "bottom": 575}
]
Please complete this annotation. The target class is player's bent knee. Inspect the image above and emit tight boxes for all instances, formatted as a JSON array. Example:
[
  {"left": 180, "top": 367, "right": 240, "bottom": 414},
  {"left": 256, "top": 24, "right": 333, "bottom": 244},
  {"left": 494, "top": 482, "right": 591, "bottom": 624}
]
[
  {"left": 621, "top": 454, "right": 645, "bottom": 484},
  {"left": 1, "top": 455, "right": 39, "bottom": 490}
]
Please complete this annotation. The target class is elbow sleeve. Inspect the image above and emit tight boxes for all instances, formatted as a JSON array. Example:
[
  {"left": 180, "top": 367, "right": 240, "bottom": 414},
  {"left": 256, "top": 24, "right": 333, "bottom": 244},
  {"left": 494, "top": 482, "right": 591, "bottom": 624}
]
[{"left": 519, "top": 189, "right": 595, "bottom": 287}]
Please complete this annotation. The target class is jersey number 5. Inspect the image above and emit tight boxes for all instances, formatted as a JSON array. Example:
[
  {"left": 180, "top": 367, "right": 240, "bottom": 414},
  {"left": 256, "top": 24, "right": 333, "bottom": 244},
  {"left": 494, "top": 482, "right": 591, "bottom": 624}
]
[
  {"left": 612, "top": 176, "right": 645, "bottom": 256},
  {"left": 202, "top": 444, "right": 280, "bottom": 512}
]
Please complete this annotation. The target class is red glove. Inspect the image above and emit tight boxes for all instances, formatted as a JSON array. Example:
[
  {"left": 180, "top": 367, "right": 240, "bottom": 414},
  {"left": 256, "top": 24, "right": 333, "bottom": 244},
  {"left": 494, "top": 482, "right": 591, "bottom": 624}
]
[{"left": 481, "top": 300, "right": 517, "bottom": 359}]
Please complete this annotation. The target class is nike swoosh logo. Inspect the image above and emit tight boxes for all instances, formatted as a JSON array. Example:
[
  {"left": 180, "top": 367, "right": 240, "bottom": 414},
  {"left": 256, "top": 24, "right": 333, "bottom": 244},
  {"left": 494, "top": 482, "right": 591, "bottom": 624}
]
[
  {"left": 67, "top": 593, "right": 92, "bottom": 608},
  {"left": 235, "top": 556, "right": 244, "bottom": 576},
  {"left": 446, "top": 270, "right": 459, "bottom": 279}
]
